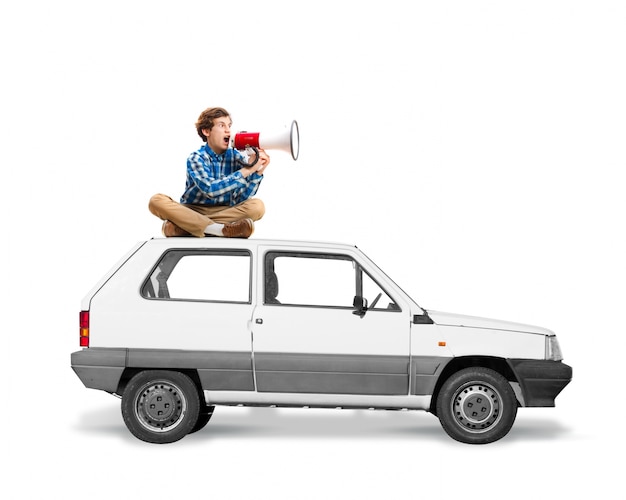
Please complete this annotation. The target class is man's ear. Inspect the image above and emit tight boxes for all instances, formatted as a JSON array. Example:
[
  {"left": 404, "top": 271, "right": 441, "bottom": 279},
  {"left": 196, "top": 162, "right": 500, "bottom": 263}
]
[{"left": 201, "top": 128, "right": 211, "bottom": 140}]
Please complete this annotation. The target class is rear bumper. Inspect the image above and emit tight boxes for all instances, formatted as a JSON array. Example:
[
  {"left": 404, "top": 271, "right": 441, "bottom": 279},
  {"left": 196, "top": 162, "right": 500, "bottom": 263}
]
[
  {"left": 508, "top": 359, "right": 572, "bottom": 407},
  {"left": 71, "top": 348, "right": 126, "bottom": 393}
]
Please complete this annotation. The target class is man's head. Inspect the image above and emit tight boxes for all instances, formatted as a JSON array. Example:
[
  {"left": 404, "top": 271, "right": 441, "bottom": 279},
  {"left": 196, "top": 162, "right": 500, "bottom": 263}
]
[{"left": 196, "top": 107, "right": 232, "bottom": 154}]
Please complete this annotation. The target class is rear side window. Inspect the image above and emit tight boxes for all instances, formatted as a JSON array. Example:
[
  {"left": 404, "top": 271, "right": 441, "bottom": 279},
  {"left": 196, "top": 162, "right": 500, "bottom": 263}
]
[{"left": 141, "top": 249, "right": 251, "bottom": 303}]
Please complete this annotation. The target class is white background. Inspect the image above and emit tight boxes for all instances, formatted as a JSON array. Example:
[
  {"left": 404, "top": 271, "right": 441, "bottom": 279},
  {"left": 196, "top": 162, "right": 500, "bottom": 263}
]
[{"left": 2, "top": 1, "right": 624, "bottom": 498}]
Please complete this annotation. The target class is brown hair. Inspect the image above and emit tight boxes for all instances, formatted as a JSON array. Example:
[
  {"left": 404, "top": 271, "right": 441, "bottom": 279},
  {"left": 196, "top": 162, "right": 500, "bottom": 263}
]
[{"left": 195, "top": 107, "right": 231, "bottom": 141}]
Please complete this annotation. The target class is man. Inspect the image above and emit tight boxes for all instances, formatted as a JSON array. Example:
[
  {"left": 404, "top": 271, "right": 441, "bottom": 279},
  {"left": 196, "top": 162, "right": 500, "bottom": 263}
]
[{"left": 149, "top": 107, "right": 269, "bottom": 238}]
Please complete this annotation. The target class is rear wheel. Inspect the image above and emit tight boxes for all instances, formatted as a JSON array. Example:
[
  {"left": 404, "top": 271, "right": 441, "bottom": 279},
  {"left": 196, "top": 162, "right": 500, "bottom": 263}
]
[
  {"left": 121, "top": 370, "right": 200, "bottom": 444},
  {"left": 436, "top": 367, "right": 517, "bottom": 444}
]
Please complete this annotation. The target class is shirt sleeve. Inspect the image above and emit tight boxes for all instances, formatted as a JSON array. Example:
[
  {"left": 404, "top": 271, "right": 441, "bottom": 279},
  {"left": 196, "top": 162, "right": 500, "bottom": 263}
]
[
  {"left": 240, "top": 172, "right": 262, "bottom": 202},
  {"left": 235, "top": 149, "right": 263, "bottom": 201}
]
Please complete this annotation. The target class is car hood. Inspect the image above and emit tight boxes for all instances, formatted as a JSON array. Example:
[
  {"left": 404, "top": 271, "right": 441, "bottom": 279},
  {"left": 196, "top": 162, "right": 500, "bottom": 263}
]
[{"left": 427, "top": 310, "right": 553, "bottom": 336}]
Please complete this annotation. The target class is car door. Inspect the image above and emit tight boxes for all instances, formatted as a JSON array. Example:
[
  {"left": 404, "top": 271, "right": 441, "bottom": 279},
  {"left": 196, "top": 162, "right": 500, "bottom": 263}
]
[
  {"left": 251, "top": 248, "right": 410, "bottom": 396},
  {"left": 136, "top": 248, "right": 255, "bottom": 391}
]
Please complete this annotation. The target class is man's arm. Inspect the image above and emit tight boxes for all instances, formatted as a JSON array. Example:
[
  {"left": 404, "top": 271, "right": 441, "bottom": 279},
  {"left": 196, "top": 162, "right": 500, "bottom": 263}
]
[{"left": 186, "top": 151, "right": 247, "bottom": 198}]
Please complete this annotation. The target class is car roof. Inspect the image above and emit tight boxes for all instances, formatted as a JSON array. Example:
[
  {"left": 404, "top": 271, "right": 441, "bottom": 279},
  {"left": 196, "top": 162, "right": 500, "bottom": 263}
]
[{"left": 144, "top": 237, "right": 359, "bottom": 253}]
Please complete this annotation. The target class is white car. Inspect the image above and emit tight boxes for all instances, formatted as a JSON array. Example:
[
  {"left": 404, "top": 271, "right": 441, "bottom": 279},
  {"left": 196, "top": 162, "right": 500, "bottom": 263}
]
[{"left": 71, "top": 237, "right": 572, "bottom": 444}]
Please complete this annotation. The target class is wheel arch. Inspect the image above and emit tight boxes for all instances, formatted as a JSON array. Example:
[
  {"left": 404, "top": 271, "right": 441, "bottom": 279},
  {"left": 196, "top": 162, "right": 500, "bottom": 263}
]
[
  {"left": 430, "top": 356, "right": 519, "bottom": 414},
  {"left": 116, "top": 367, "right": 205, "bottom": 404}
]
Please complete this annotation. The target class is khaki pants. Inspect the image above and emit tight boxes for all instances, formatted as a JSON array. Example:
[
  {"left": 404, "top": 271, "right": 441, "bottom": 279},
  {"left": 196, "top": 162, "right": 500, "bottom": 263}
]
[{"left": 148, "top": 193, "right": 265, "bottom": 237}]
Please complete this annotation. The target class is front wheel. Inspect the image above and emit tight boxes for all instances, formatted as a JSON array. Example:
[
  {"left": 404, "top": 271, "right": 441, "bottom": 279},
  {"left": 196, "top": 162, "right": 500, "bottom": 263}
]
[
  {"left": 121, "top": 370, "right": 201, "bottom": 444},
  {"left": 436, "top": 367, "right": 517, "bottom": 444}
]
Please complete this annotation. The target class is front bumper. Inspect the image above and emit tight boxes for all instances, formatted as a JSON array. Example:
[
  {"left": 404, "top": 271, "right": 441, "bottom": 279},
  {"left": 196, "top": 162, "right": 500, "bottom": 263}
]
[{"left": 508, "top": 359, "right": 572, "bottom": 407}]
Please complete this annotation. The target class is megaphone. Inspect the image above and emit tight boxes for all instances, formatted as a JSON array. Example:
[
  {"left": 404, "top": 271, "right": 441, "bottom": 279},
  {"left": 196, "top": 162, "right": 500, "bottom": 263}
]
[{"left": 232, "top": 120, "right": 299, "bottom": 164}]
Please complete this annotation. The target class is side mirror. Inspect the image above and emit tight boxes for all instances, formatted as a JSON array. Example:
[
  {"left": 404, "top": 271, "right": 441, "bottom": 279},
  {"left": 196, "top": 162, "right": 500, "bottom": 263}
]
[
  {"left": 413, "top": 312, "right": 434, "bottom": 324},
  {"left": 352, "top": 296, "right": 368, "bottom": 318}
]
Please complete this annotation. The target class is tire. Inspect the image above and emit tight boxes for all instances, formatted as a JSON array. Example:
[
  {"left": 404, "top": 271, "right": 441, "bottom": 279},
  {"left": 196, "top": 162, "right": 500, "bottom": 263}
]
[
  {"left": 121, "top": 370, "right": 201, "bottom": 444},
  {"left": 436, "top": 367, "right": 518, "bottom": 444},
  {"left": 189, "top": 405, "right": 215, "bottom": 434}
]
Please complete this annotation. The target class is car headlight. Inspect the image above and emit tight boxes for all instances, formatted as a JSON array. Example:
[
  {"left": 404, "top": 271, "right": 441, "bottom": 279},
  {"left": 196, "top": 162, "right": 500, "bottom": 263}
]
[{"left": 545, "top": 335, "right": 563, "bottom": 361}]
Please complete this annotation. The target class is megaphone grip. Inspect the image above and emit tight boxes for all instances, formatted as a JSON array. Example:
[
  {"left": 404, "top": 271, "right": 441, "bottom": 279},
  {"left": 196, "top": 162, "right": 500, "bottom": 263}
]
[{"left": 235, "top": 146, "right": 259, "bottom": 168}]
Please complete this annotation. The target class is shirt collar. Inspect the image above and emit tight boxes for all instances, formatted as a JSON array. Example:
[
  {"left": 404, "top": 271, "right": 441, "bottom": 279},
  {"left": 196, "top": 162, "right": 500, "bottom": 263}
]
[
  {"left": 202, "top": 143, "right": 221, "bottom": 160},
  {"left": 203, "top": 143, "right": 235, "bottom": 163}
]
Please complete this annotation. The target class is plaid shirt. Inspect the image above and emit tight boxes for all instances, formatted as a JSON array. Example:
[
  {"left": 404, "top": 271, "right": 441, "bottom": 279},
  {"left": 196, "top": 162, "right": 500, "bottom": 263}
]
[{"left": 180, "top": 143, "right": 263, "bottom": 206}]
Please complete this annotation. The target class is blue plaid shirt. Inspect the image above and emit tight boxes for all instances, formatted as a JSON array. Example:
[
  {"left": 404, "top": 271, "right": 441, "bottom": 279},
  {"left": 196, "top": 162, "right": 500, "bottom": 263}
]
[{"left": 180, "top": 143, "right": 263, "bottom": 206}]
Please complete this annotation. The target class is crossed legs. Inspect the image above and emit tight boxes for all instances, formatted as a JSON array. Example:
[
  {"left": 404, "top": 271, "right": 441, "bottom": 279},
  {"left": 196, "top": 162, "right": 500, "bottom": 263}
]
[{"left": 148, "top": 193, "right": 265, "bottom": 237}]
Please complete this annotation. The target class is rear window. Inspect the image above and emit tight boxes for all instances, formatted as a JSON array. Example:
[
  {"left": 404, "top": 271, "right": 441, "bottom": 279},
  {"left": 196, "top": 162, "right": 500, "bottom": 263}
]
[{"left": 141, "top": 249, "right": 251, "bottom": 303}]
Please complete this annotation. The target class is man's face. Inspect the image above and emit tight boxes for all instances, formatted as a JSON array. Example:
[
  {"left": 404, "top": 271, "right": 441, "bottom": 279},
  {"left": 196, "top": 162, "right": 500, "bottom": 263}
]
[{"left": 203, "top": 116, "right": 232, "bottom": 154}]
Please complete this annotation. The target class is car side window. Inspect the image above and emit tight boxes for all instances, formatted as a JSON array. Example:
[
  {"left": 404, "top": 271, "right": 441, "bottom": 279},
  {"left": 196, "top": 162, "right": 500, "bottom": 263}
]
[
  {"left": 266, "top": 252, "right": 354, "bottom": 307},
  {"left": 142, "top": 249, "right": 251, "bottom": 303},
  {"left": 264, "top": 251, "right": 399, "bottom": 310}
]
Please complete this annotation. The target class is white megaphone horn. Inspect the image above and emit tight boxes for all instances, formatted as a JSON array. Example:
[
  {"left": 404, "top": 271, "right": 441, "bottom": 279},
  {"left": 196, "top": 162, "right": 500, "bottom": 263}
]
[{"left": 232, "top": 120, "right": 299, "bottom": 162}]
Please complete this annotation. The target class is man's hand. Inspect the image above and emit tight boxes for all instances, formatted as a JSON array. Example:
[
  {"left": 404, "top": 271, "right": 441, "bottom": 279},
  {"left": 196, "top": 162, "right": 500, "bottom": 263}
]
[{"left": 241, "top": 149, "right": 270, "bottom": 177}]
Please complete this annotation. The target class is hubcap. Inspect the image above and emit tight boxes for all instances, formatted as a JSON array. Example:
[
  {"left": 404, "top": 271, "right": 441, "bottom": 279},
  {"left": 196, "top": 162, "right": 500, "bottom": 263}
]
[
  {"left": 135, "top": 381, "right": 187, "bottom": 433},
  {"left": 452, "top": 382, "right": 502, "bottom": 433}
]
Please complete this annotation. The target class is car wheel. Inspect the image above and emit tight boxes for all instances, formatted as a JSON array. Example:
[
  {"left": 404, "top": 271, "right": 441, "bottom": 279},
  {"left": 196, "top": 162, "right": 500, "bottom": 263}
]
[
  {"left": 121, "top": 370, "right": 200, "bottom": 444},
  {"left": 189, "top": 405, "right": 215, "bottom": 434},
  {"left": 436, "top": 367, "right": 517, "bottom": 444}
]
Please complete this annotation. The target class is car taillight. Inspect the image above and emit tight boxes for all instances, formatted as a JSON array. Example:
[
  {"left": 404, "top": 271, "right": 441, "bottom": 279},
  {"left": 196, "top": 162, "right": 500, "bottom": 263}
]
[{"left": 79, "top": 311, "right": 90, "bottom": 347}]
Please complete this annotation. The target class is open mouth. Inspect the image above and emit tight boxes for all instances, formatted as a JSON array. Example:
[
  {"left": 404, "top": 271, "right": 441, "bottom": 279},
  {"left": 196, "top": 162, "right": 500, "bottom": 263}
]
[{"left": 224, "top": 135, "right": 230, "bottom": 147}]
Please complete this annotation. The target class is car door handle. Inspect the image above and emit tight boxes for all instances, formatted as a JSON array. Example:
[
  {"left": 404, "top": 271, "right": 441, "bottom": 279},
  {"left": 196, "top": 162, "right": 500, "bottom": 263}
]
[{"left": 255, "top": 318, "right": 263, "bottom": 324}]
